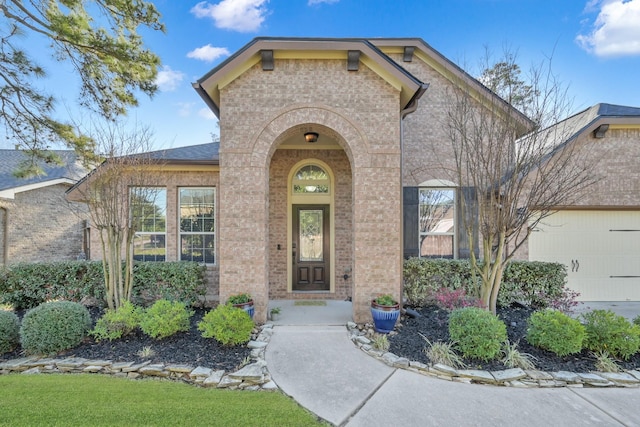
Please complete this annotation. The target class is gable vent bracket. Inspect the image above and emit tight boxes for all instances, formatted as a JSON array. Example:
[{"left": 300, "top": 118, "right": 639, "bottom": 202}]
[
  {"left": 403, "top": 46, "right": 415, "bottom": 62},
  {"left": 347, "top": 50, "right": 360, "bottom": 71},
  {"left": 593, "top": 124, "right": 609, "bottom": 138},
  {"left": 261, "top": 50, "right": 274, "bottom": 71}
]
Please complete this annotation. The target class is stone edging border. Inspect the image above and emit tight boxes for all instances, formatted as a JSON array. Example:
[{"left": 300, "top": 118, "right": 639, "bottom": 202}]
[
  {"left": 347, "top": 322, "right": 640, "bottom": 389},
  {"left": 0, "top": 323, "right": 278, "bottom": 391}
]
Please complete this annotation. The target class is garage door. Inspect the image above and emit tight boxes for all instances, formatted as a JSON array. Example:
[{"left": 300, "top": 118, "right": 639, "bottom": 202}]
[{"left": 529, "top": 210, "right": 640, "bottom": 301}]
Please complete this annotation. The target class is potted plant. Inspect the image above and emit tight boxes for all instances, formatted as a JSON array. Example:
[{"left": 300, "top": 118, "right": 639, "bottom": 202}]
[
  {"left": 270, "top": 307, "right": 281, "bottom": 321},
  {"left": 370, "top": 294, "right": 400, "bottom": 333},
  {"left": 227, "top": 293, "right": 254, "bottom": 319}
]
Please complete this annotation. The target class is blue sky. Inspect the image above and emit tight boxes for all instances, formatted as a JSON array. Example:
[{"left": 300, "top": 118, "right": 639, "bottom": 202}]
[{"left": 3, "top": 0, "right": 640, "bottom": 150}]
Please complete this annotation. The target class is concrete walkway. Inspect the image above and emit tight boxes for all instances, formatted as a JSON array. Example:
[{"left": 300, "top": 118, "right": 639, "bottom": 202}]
[{"left": 265, "top": 301, "right": 640, "bottom": 427}]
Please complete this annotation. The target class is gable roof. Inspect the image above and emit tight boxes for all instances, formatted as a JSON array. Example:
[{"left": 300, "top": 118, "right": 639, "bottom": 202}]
[
  {"left": 140, "top": 142, "right": 219, "bottom": 164},
  {"left": 534, "top": 103, "right": 640, "bottom": 153},
  {"left": 193, "top": 37, "right": 429, "bottom": 118},
  {"left": 0, "top": 150, "right": 87, "bottom": 199}
]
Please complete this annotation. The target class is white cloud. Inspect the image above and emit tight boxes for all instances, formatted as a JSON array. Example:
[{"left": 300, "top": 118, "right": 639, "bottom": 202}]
[
  {"left": 576, "top": 0, "right": 640, "bottom": 57},
  {"left": 198, "top": 107, "right": 217, "bottom": 120},
  {"left": 191, "top": 0, "right": 268, "bottom": 33},
  {"left": 177, "top": 102, "right": 193, "bottom": 117},
  {"left": 308, "top": 0, "right": 339, "bottom": 5},
  {"left": 187, "top": 44, "right": 231, "bottom": 62},
  {"left": 155, "top": 65, "right": 185, "bottom": 91}
]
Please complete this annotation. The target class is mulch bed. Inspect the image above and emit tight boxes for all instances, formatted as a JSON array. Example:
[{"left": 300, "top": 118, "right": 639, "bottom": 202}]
[
  {"left": 389, "top": 304, "right": 640, "bottom": 372},
  {"left": 1, "top": 308, "right": 251, "bottom": 372}
]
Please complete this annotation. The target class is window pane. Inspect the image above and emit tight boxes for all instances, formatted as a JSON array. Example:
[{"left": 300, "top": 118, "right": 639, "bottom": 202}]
[
  {"left": 131, "top": 188, "right": 166, "bottom": 233},
  {"left": 299, "top": 209, "right": 323, "bottom": 261},
  {"left": 420, "top": 235, "right": 454, "bottom": 259},
  {"left": 293, "top": 165, "right": 330, "bottom": 193},
  {"left": 179, "top": 188, "right": 215, "bottom": 264},
  {"left": 133, "top": 234, "right": 166, "bottom": 262},
  {"left": 419, "top": 189, "right": 455, "bottom": 233}
]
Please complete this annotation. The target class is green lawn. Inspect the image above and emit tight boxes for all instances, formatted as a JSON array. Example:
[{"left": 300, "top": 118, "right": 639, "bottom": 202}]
[{"left": 0, "top": 374, "right": 325, "bottom": 426}]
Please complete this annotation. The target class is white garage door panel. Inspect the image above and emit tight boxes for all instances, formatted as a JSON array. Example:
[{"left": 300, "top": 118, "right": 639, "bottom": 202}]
[{"left": 529, "top": 211, "right": 640, "bottom": 301}]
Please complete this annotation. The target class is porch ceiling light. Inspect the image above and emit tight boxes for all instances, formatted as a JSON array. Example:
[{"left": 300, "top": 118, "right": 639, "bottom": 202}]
[{"left": 304, "top": 132, "right": 319, "bottom": 143}]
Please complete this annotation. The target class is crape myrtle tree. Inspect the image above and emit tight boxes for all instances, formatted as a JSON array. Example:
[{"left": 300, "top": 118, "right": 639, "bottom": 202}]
[
  {"left": 445, "top": 51, "right": 597, "bottom": 313},
  {"left": 70, "top": 120, "right": 162, "bottom": 309},
  {"left": 0, "top": 0, "right": 164, "bottom": 176}
]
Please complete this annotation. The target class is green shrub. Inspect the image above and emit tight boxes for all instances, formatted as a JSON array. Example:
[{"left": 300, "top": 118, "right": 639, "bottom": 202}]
[
  {"left": 633, "top": 315, "right": 640, "bottom": 328},
  {"left": 0, "top": 310, "right": 20, "bottom": 354},
  {"left": 526, "top": 309, "right": 585, "bottom": 356},
  {"left": 0, "top": 262, "right": 104, "bottom": 309},
  {"left": 197, "top": 304, "right": 254, "bottom": 346},
  {"left": 90, "top": 301, "right": 142, "bottom": 342},
  {"left": 19, "top": 301, "right": 91, "bottom": 355},
  {"left": 403, "top": 258, "right": 479, "bottom": 307},
  {"left": 498, "top": 262, "right": 568, "bottom": 309},
  {"left": 0, "top": 261, "right": 206, "bottom": 310},
  {"left": 448, "top": 307, "right": 507, "bottom": 361},
  {"left": 132, "top": 262, "right": 206, "bottom": 307},
  {"left": 139, "top": 300, "right": 193, "bottom": 340},
  {"left": 402, "top": 258, "right": 567, "bottom": 309},
  {"left": 582, "top": 310, "right": 640, "bottom": 360}
]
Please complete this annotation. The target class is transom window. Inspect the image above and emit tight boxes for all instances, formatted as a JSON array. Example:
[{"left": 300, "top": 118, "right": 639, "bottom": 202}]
[
  {"left": 419, "top": 188, "right": 455, "bottom": 259},
  {"left": 179, "top": 188, "right": 215, "bottom": 264},
  {"left": 131, "top": 187, "right": 167, "bottom": 262},
  {"left": 292, "top": 164, "right": 330, "bottom": 194}
]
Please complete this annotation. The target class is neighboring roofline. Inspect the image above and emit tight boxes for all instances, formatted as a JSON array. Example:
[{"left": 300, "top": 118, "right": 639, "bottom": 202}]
[
  {"left": 0, "top": 178, "right": 76, "bottom": 200},
  {"left": 193, "top": 37, "right": 428, "bottom": 119}
]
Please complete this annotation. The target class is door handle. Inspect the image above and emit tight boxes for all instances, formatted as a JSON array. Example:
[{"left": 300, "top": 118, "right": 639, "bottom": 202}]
[{"left": 571, "top": 259, "right": 580, "bottom": 272}]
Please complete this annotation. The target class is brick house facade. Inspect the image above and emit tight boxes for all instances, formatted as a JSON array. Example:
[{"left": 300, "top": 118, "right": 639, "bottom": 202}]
[
  {"left": 66, "top": 38, "right": 640, "bottom": 320},
  {"left": 0, "top": 150, "right": 88, "bottom": 266}
]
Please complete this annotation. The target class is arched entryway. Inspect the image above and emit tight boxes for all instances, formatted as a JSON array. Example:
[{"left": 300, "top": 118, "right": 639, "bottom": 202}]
[{"left": 267, "top": 141, "right": 353, "bottom": 302}]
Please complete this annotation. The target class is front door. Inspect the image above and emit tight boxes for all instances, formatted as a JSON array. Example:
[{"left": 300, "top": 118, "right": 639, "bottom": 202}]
[{"left": 293, "top": 205, "right": 330, "bottom": 291}]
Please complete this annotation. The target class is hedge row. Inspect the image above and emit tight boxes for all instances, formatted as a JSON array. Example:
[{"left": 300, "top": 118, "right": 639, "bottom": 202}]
[
  {"left": 403, "top": 258, "right": 567, "bottom": 309},
  {"left": 0, "top": 261, "right": 206, "bottom": 309}
]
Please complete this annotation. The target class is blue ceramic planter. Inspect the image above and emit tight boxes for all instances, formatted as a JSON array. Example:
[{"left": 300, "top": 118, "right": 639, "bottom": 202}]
[
  {"left": 233, "top": 301, "right": 255, "bottom": 319},
  {"left": 370, "top": 300, "right": 400, "bottom": 333}
]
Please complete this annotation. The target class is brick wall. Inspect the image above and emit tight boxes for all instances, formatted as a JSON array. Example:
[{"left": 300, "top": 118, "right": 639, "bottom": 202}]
[
  {"left": 87, "top": 168, "right": 220, "bottom": 304},
  {"left": 0, "top": 184, "right": 88, "bottom": 265},
  {"left": 219, "top": 59, "right": 403, "bottom": 322}
]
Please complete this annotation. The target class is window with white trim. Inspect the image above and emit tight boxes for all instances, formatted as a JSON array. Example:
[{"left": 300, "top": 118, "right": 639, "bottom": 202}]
[
  {"left": 131, "top": 187, "right": 167, "bottom": 261},
  {"left": 179, "top": 187, "right": 215, "bottom": 264},
  {"left": 419, "top": 188, "right": 456, "bottom": 259},
  {"left": 292, "top": 164, "right": 330, "bottom": 194}
]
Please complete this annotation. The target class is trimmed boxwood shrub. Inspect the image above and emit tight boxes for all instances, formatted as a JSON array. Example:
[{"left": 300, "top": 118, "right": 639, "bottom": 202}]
[
  {"left": 448, "top": 307, "right": 507, "bottom": 361},
  {"left": 139, "top": 299, "right": 194, "bottom": 340},
  {"left": 526, "top": 309, "right": 585, "bottom": 356},
  {"left": 197, "top": 304, "right": 254, "bottom": 346},
  {"left": 582, "top": 310, "right": 640, "bottom": 360},
  {"left": 0, "top": 310, "right": 20, "bottom": 354},
  {"left": 19, "top": 301, "right": 91, "bottom": 355},
  {"left": 90, "top": 301, "right": 142, "bottom": 342}
]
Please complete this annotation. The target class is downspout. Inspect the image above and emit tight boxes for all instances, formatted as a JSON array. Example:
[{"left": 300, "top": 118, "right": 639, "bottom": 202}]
[
  {"left": 399, "top": 83, "right": 429, "bottom": 303},
  {"left": 1, "top": 207, "right": 7, "bottom": 266}
]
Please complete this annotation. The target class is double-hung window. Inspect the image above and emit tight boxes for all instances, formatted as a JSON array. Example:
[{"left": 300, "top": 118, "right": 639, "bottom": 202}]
[
  {"left": 179, "top": 188, "right": 215, "bottom": 264},
  {"left": 419, "top": 188, "right": 456, "bottom": 259},
  {"left": 131, "top": 187, "right": 167, "bottom": 261}
]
